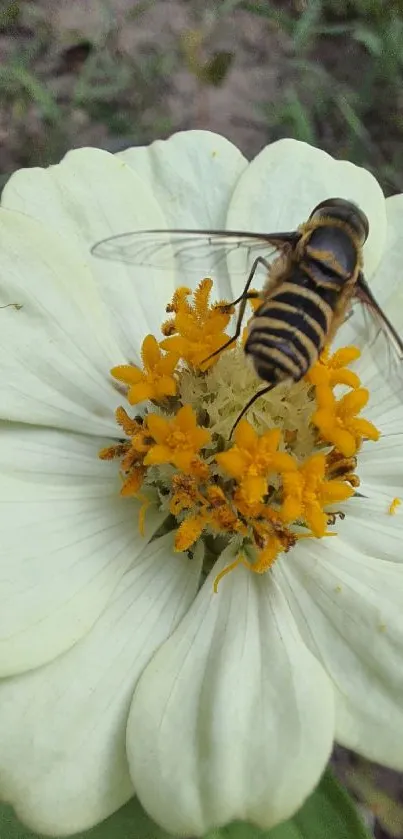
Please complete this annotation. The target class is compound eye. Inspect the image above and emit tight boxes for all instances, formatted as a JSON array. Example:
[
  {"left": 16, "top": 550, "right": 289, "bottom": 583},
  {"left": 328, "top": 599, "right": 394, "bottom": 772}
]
[
  {"left": 309, "top": 197, "right": 369, "bottom": 244},
  {"left": 353, "top": 205, "right": 369, "bottom": 243}
]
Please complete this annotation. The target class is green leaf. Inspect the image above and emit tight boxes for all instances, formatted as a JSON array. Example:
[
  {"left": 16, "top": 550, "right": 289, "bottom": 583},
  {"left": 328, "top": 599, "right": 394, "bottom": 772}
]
[
  {"left": 0, "top": 797, "right": 172, "bottom": 839},
  {"left": 0, "top": 769, "right": 372, "bottom": 839},
  {"left": 201, "top": 52, "right": 234, "bottom": 87},
  {"left": 205, "top": 769, "right": 371, "bottom": 839},
  {"left": 0, "top": 64, "right": 61, "bottom": 122},
  {"left": 0, "top": 1, "right": 20, "bottom": 29},
  {"left": 352, "top": 24, "right": 383, "bottom": 55}
]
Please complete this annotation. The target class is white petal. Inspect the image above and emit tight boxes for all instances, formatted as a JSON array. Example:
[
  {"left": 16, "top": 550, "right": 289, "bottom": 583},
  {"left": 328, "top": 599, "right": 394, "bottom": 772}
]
[
  {"left": 119, "top": 130, "right": 247, "bottom": 298},
  {"left": 2, "top": 147, "right": 174, "bottom": 356},
  {"left": 0, "top": 209, "right": 126, "bottom": 435},
  {"left": 278, "top": 540, "right": 403, "bottom": 768},
  {"left": 0, "top": 424, "right": 164, "bottom": 675},
  {"left": 119, "top": 130, "right": 246, "bottom": 229},
  {"left": 358, "top": 435, "right": 403, "bottom": 500},
  {"left": 0, "top": 534, "right": 201, "bottom": 836},
  {"left": 335, "top": 496, "right": 403, "bottom": 562},
  {"left": 329, "top": 334, "right": 403, "bottom": 445},
  {"left": 226, "top": 139, "right": 386, "bottom": 297},
  {"left": 360, "top": 360, "right": 403, "bottom": 439},
  {"left": 127, "top": 546, "right": 334, "bottom": 836},
  {"left": 371, "top": 194, "right": 403, "bottom": 307}
]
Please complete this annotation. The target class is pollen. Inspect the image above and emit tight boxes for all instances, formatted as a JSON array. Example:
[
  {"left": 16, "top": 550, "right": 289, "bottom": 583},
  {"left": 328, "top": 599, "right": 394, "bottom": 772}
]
[
  {"left": 101, "top": 275, "right": 380, "bottom": 591},
  {"left": 111, "top": 334, "right": 178, "bottom": 404}
]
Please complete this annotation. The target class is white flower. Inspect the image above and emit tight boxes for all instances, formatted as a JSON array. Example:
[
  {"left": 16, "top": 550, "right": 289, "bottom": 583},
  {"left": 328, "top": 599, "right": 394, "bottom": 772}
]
[{"left": 0, "top": 131, "right": 403, "bottom": 838}]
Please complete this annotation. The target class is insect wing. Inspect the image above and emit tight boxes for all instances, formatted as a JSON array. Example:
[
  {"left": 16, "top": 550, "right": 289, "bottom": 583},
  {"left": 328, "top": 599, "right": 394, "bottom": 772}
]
[
  {"left": 352, "top": 274, "right": 403, "bottom": 415},
  {"left": 355, "top": 273, "right": 403, "bottom": 360},
  {"left": 91, "top": 228, "right": 298, "bottom": 276}
]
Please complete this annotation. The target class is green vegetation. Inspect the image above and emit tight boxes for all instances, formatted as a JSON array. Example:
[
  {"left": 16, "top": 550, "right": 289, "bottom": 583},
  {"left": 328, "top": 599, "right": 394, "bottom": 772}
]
[
  {"left": 1, "top": 0, "right": 403, "bottom": 193},
  {"left": 246, "top": 0, "right": 403, "bottom": 192}
]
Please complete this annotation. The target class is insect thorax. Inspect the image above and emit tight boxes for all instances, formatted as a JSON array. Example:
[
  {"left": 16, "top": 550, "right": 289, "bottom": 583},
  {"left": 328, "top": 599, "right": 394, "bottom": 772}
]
[{"left": 298, "top": 217, "right": 362, "bottom": 288}]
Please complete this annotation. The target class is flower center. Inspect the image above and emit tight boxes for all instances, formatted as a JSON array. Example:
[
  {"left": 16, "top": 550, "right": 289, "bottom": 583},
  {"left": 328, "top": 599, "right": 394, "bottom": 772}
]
[{"left": 100, "top": 278, "right": 380, "bottom": 588}]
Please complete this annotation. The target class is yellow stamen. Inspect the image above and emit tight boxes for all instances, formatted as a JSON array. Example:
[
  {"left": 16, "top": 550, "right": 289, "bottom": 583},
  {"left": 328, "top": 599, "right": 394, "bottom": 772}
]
[
  {"left": 160, "top": 278, "right": 234, "bottom": 371},
  {"left": 307, "top": 345, "right": 361, "bottom": 389},
  {"left": 281, "top": 453, "right": 354, "bottom": 537},
  {"left": 98, "top": 441, "right": 130, "bottom": 461},
  {"left": 389, "top": 497, "right": 401, "bottom": 515},
  {"left": 296, "top": 530, "right": 337, "bottom": 540},
  {"left": 101, "top": 266, "right": 379, "bottom": 594},
  {"left": 115, "top": 406, "right": 142, "bottom": 436},
  {"left": 216, "top": 420, "right": 296, "bottom": 505},
  {"left": 205, "top": 485, "right": 244, "bottom": 533},
  {"left": 120, "top": 468, "right": 145, "bottom": 497},
  {"left": 213, "top": 554, "right": 250, "bottom": 593},
  {"left": 312, "top": 383, "right": 379, "bottom": 456},
  {"left": 175, "top": 514, "right": 206, "bottom": 552},
  {"left": 111, "top": 335, "right": 178, "bottom": 405},
  {"left": 250, "top": 537, "right": 284, "bottom": 573},
  {"left": 169, "top": 473, "right": 201, "bottom": 516},
  {"left": 136, "top": 493, "right": 152, "bottom": 536},
  {"left": 144, "top": 404, "right": 211, "bottom": 473}
]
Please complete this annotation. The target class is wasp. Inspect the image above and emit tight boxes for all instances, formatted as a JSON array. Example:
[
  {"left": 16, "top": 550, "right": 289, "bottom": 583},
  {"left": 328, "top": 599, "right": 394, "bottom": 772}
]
[{"left": 92, "top": 197, "right": 403, "bottom": 427}]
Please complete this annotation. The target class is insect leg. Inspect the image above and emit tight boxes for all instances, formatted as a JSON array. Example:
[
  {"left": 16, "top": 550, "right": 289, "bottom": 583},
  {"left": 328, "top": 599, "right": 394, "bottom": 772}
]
[
  {"left": 230, "top": 384, "right": 275, "bottom": 437},
  {"left": 204, "top": 256, "right": 270, "bottom": 363}
]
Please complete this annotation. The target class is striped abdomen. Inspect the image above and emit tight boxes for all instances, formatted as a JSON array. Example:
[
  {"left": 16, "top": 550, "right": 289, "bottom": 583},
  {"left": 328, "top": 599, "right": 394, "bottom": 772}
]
[{"left": 245, "top": 271, "right": 338, "bottom": 384}]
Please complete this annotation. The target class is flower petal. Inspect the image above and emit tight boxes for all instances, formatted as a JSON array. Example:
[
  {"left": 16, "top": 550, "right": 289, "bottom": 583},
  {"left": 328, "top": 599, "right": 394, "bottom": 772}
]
[
  {"left": 0, "top": 209, "right": 128, "bottom": 435},
  {"left": 226, "top": 139, "right": 385, "bottom": 297},
  {"left": 0, "top": 534, "right": 201, "bottom": 836},
  {"left": 0, "top": 424, "right": 163, "bottom": 675},
  {"left": 146, "top": 414, "right": 169, "bottom": 444},
  {"left": 279, "top": 538, "right": 403, "bottom": 768},
  {"left": 2, "top": 147, "right": 174, "bottom": 357},
  {"left": 371, "top": 194, "right": 403, "bottom": 307},
  {"left": 241, "top": 474, "right": 267, "bottom": 503},
  {"left": 234, "top": 419, "right": 257, "bottom": 449},
  {"left": 334, "top": 496, "right": 403, "bottom": 564},
  {"left": 154, "top": 375, "right": 177, "bottom": 399},
  {"left": 215, "top": 448, "right": 247, "bottom": 479},
  {"left": 358, "top": 434, "right": 403, "bottom": 499},
  {"left": 110, "top": 365, "right": 144, "bottom": 385},
  {"left": 127, "top": 381, "right": 154, "bottom": 404},
  {"left": 141, "top": 334, "right": 162, "bottom": 369},
  {"left": 127, "top": 545, "right": 334, "bottom": 836},
  {"left": 353, "top": 348, "right": 403, "bottom": 442},
  {"left": 119, "top": 130, "right": 247, "bottom": 298},
  {"left": 143, "top": 444, "right": 172, "bottom": 466}
]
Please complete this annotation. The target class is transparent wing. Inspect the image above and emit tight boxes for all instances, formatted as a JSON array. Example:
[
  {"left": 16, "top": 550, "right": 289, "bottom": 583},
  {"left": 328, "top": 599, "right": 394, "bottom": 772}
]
[
  {"left": 352, "top": 274, "right": 403, "bottom": 411},
  {"left": 91, "top": 228, "right": 298, "bottom": 273},
  {"left": 355, "top": 274, "right": 403, "bottom": 363}
]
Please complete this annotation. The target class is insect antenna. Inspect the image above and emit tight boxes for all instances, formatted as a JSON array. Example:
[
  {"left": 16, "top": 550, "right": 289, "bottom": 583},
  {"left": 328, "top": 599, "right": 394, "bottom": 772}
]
[
  {"left": 230, "top": 384, "right": 276, "bottom": 437},
  {"left": 203, "top": 254, "right": 269, "bottom": 366}
]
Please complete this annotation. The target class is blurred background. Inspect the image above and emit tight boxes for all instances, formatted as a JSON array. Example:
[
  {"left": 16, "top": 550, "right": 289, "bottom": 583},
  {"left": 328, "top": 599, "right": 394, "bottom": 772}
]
[
  {"left": 2, "top": 0, "right": 403, "bottom": 196},
  {"left": 1, "top": 0, "right": 403, "bottom": 836}
]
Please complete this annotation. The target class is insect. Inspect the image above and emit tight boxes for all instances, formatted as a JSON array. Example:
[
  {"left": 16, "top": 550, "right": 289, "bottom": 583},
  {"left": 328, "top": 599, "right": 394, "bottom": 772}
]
[{"left": 92, "top": 198, "right": 403, "bottom": 428}]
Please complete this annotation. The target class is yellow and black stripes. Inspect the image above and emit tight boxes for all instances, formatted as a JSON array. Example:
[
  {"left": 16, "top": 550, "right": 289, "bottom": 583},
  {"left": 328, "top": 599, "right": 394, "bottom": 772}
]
[
  {"left": 240, "top": 199, "right": 368, "bottom": 389},
  {"left": 245, "top": 275, "right": 337, "bottom": 384}
]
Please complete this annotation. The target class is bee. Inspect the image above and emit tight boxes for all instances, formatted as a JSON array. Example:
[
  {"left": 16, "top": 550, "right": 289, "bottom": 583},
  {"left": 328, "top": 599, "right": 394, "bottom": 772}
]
[{"left": 92, "top": 198, "right": 403, "bottom": 427}]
